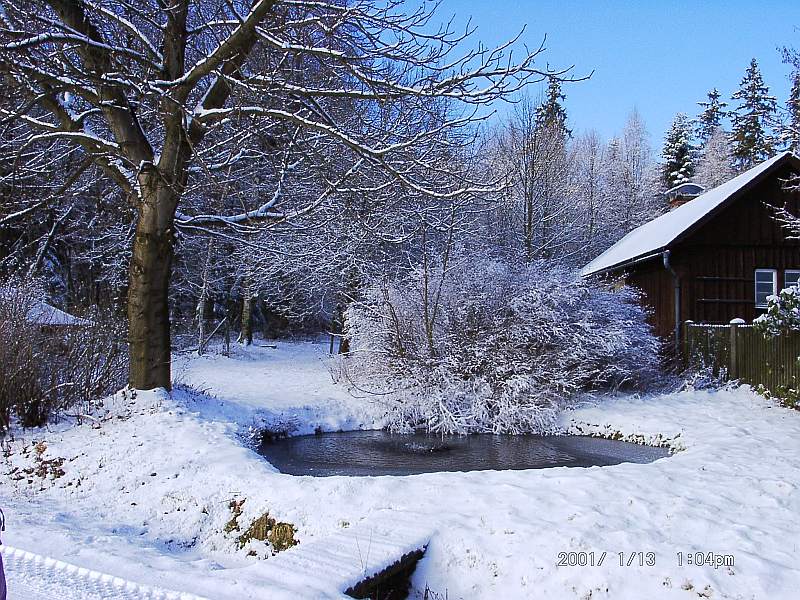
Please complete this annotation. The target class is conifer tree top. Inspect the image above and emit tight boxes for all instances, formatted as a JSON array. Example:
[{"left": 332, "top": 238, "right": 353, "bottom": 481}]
[
  {"left": 661, "top": 113, "right": 695, "bottom": 189},
  {"left": 731, "top": 58, "right": 778, "bottom": 169},
  {"left": 536, "top": 78, "right": 570, "bottom": 136},
  {"left": 697, "top": 88, "right": 728, "bottom": 145}
]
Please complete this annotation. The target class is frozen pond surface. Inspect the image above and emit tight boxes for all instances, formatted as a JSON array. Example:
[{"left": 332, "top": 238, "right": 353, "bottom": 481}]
[{"left": 258, "top": 430, "right": 670, "bottom": 476}]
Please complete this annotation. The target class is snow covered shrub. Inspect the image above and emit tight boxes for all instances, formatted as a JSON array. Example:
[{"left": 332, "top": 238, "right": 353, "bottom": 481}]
[
  {"left": 346, "top": 256, "right": 662, "bottom": 434},
  {"left": 753, "top": 286, "right": 800, "bottom": 336},
  {"left": 0, "top": 279, "right": 128, "bottom": 430},
  {"left": 680, "top": 363, "right": 729, "bottom": 392},
  {"left": 756, "top": 381, "right": 800, "bottom": 409},
  {"left": 753, "top": 286, "right": 800, "bottom": 407}
]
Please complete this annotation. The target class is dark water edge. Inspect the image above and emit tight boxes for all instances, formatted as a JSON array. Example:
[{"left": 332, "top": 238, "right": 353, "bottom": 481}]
[{"left": 257, "top": 430, "right": 670, "bottom": 477}]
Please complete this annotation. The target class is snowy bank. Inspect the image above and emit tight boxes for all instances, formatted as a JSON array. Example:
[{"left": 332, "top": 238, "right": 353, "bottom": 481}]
[{"left": 1, "top": 341, "right": 799, "bottom": 599}]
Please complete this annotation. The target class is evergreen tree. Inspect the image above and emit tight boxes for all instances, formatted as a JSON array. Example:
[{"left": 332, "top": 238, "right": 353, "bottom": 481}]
[
  {"left": 731, "top": 58, "right": 778, "bottom": 169},
  {"left": 661, "top": 113, "right": 695, "bottom": 189},
  {"left": 783, "top": 71, "right": 800, "bottom": 152},
  {"left": 696, "top": 88, "right": 728, "bottom": 145},
  {"left": 535, "top": 78, "right": 570, "bottom": 137}
]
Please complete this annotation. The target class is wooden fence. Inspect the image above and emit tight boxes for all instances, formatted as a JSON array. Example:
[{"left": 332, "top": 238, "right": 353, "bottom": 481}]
[{"left": 684, "top": 321, "right": 800, "bottom": 392}]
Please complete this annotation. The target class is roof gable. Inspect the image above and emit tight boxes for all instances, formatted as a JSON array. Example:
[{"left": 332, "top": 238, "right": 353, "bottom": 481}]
[{"left": 581, "top": 151, "right": 800, "bottom": 277}]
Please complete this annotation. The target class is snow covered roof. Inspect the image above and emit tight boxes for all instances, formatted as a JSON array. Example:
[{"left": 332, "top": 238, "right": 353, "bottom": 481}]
[
  {"left": 0, "top": 286, "right": 93, "bottom": 326},
  {"left": 582, "top": 151, "right": 800, "bottom": 277},
  {"left": 27, "top": 300, "right": 92, "bottom": 326}
]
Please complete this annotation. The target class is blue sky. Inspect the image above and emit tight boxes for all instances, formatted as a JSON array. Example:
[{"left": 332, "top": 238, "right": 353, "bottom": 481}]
[{"left": 443, "top": 1, "right": 800, "bottom": 146}]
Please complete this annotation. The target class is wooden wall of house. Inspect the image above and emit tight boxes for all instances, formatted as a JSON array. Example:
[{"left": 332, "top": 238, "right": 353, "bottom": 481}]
[
  {"left": 621, "top": 162, "right": 800, "bottom": 341},
  {"left": 625, "top": 262, "right": 676, "bottom": 341},
  {"left": 673, "top": 163, "right": 800, "bottom": 327}
]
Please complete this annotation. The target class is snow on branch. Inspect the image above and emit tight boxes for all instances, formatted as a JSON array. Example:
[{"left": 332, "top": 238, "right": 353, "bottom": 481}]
[
  {"left": 165, "top": 0, "right": 279, "bottom": 95},
  {"left": 0, "top": 0, "right": 569, "bottom": 245}
]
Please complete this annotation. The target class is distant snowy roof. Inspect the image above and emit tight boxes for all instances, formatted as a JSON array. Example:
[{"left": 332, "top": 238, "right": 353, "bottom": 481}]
[
  {"left": 582, "top": 152, "right": 799, "bottom": 277},
  {"left": 0, "top": 285, "right": 93, "bottom": 326},
  {"left": 27, "top": 300, "right": 92, "bottom": 326}
]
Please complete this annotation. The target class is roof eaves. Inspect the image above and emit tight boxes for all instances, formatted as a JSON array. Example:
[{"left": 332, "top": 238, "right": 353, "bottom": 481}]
[{"left": 582, "top": 249, "right": 665, "bottom": 278}]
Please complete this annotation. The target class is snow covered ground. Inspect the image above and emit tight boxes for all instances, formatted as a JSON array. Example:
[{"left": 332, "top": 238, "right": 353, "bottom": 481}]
[{"left": 1, "top": 339, "right": 800, "bottom": 599}]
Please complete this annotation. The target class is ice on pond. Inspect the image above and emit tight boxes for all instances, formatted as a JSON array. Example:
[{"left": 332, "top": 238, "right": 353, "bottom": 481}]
[{"left": 258, "top": 430, "right": 670, "bottom": 476}]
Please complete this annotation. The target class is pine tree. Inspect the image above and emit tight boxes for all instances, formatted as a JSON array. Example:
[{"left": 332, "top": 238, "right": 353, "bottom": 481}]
[
  {"left": 661, "top": 113, "right": 695, "bottom": 189},
  {"left": 535, "top": 78, "right": 570, "bottom": 137},
  {"left": 783, "top": 71, "right": 800, "bottom": 152},
  {"left": 696, "top": 88, "right": 728, "bottom": 146},
  {"left": 731, "top": 58, "right": 778, "bottom": 169}
]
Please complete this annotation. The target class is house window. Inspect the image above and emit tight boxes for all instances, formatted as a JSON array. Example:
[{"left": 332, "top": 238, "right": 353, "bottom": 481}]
[
  {"left": 785, "top": 270, "right": 800, "bottom": 290},
  {"left": 755, "top": 269, "right": 777, "bottom": 308}
]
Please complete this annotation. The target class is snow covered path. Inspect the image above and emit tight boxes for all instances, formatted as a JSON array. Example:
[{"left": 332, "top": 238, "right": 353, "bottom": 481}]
[
  {"left": 172, "top": 340, "right": 380, "bottom": 435},
  {"left": 1, "top": 341, "right": 800, "bottom": 599}
]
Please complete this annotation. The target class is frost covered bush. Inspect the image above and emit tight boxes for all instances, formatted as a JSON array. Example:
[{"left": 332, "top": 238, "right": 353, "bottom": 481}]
[
  {"left": 0, "top": 279, "right": 128, "bottom": 431},
  {"left": 753, "top": 286, "right": 800, "bottom": 336},
  {"left": 346, "top": 256, "right": 662, "bottom": 434},
  {"left": 753, "top": 286, "right": 800, "bottom": 408}
]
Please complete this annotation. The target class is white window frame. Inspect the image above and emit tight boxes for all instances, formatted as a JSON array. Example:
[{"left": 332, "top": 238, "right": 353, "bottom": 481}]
[
  {"left": 785, "top": 269, "right": 800, "bottom": 290},
  {"left": 755, "top": 268, "right": 777, "bottom": 308}
]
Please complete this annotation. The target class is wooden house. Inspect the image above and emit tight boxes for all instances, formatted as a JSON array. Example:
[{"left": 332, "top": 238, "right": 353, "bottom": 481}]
[{"left": 581, "top": 151, "right": 800, "bottom": 346}]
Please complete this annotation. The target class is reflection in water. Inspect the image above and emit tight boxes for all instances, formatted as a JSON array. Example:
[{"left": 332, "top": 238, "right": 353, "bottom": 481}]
[{"left": 258, "top": 431, "right": 670, "bottom": 477}]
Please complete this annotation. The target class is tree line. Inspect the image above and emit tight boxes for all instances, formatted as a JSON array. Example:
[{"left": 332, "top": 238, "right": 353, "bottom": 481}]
[
  {"left": 1, "top": 0, "right": 798, "bottom": 404},
  {"left": 661, "top": 56, "right": 800, "bottom": 191},
  {"left": 0, "top": 0, "right": 562, "bottom": 390}
]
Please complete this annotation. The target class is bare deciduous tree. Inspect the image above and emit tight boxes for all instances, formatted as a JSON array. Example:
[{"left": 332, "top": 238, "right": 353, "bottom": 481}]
[{"left": 0, "top": 0, "right": 559, "bottom": 389}]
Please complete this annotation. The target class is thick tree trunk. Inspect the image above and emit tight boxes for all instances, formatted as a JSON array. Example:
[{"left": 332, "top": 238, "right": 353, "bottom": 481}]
[{"left": 128, "top": 185, "right": 176, "bottom": 390}]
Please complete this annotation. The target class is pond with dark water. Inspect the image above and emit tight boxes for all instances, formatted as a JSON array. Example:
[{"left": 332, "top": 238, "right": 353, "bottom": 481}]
[{"left": 258, "top": 430, "right": 670, "bottom": 476}]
